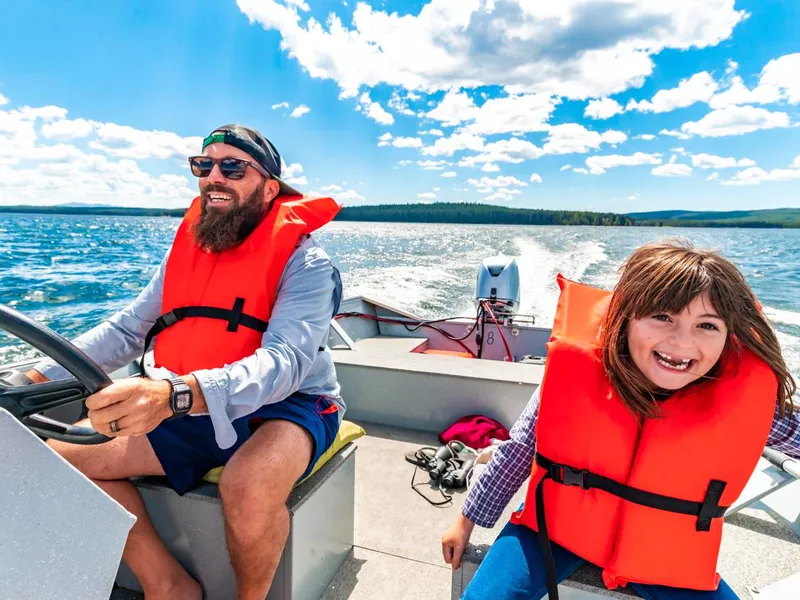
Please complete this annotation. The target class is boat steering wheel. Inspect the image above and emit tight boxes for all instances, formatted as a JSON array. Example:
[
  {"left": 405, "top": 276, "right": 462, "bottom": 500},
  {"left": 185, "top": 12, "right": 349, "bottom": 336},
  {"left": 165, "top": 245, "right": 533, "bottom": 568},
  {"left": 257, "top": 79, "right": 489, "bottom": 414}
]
[{"left": 0, "top": 303, "right": 111, "bottom": 444}]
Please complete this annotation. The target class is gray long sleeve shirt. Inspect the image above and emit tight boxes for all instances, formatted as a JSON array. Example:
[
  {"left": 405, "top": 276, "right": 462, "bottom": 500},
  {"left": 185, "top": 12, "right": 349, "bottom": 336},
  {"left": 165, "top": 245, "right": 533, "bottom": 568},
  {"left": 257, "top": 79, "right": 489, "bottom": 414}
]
[{"left": 34, "top": 235, "right": 345, "bottom": 450}]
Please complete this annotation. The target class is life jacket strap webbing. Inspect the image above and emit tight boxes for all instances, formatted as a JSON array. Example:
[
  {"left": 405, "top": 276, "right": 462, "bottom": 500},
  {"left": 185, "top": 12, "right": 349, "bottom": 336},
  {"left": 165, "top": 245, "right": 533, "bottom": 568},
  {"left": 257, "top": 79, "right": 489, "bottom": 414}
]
[
  {"left": 139, "top": 298, "right": 269, "bottom": 375},
  {"left": 533, "top": 454, "right": 728, "bottom": 600}
]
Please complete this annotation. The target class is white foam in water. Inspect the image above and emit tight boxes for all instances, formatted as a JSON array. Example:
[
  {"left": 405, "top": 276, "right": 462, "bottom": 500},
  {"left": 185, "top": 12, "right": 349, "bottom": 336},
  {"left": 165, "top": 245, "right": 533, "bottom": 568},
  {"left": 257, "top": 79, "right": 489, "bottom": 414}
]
[
  {"left": 513, "top": 235, "right": 609, "bottom": 326},
  {"left": 764, "top": 306, "right": 800, "bottom": 328}
]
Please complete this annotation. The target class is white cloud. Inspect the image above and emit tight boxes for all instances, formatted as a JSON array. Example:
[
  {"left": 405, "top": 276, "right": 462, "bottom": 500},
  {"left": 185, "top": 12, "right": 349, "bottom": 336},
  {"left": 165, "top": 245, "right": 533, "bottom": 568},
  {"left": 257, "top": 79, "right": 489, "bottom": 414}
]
[
  {"left": 793, "top": 155, "right": 800, "bottom": 169},
  {"left": 40, "top": 118, "right": 95, "bottom": 141},
  {"left": 426, "top": 91, "right": 479, "bottom": 126},
  {"left": 710, "top": 53, "right": 800, "bottom": 108},
  {"left": 481, "top": 163, "right": 500, "bottom": 172},
  {"left": 707, "top": 172, "right": 719, "bottom": 181},
  {"left": 462, "top": 93, "right": 559, "bottom": 135},
  {"left": 529, "top": 173, "right": 542, "bottom": 183},
  {"left": 357, "top": 92, "right": 394, "bottom": 125},
  {"left": 681, "top": 105, "right": 791, "bottom": 138},
  {"left": 652, "top": 163, "right": 692, "bottom": 177},
  {"left": 0, "top": 152, "right": 194, "bottom": 209},
  {"left": 542, "top": 124, "right": 626, "bottom": 155},
  {"left": 418, "top": 192, "right": 437, "bottom": 199},
  {"left": 627, "top": 71, "right": 717, "bottom": 114},
  {"left": 466, "top": 175, "right": 527, "bottom": 190},
  {"left": 690, "top": 153, "right": 756, "bottom": 169},
  {"left": 0, "top": 102, "right": 201, "bottom": 208},
  {"left": 281, "top": 161, "right": 307, "bottom": 185},
  {"left": 573, "top": 167, "right": 589, "bottom": 175},
  {"left": 722, "top": 166, "right": 800, "bottom": 186},
  {"left": 238, "top": 0, "right": 747, "bottom": 100},
  {"left": 389, "top": 91, "right": 417, "bottom": 116},
  {"left": 391, "top": 136, "right": 423, "bottom": 148},
  {"left": 433, "top": 187, "right": 440, "bottom": 192},
  {"left": 320, "top": 184, "right": 343, "bottom": 192},
  {"left": 417, "top": 159, "right": 449, "bottom": 170},
  {"left": 672, "top": 147, "right": 687, "bottom": 155},
  {"left": 271, "top": 101, "right": 289, "bottom": 109},
  {"left": 337, "top": 189, "right": 367, "bottom": 202},
  {"left": 635, "top": 134, "right": 656, "bottom": 141},
  {"left": 585, "top": 152, "right": 662, "bottom": 175},
  {"left": 88, "top": 123, "right": 202, "bottom": 160},
  {"left": 421, "top": 131, "right": 485, "bottom": 157},
  {"left": 584, "top": 98, "right": 623, "bottom": 119},
  {"left": 560, "top": 164, "right": 571, "bottom": 171},
  {"left": 485, "top": 188, "right": 522, "bottom": 202},
  {"left": 290, "top": 104, "right": 311, "bottom": 118},
  {"left": 456, "top": 137, "right": 542, "bottom": 167},
  {"left": 0, "top": 94, "right": 9, "bottom": 106},
  {"left": 442, "top": 171, "right": 457, "bottom": 178},
  {"left": 628, "top": 192, "right": 641, "bottom": 200},
  {"left": 419, "top": 128, "right": 444, "bottom": 136},
  {"left": 285, "top": 0, "right": 310, "bottom": 11},
  {"left": 659, "top": 129, "right": 693, "bottom": 140},
  {"left": 378, "top": 132, "right": 422, "bottom": 148}
]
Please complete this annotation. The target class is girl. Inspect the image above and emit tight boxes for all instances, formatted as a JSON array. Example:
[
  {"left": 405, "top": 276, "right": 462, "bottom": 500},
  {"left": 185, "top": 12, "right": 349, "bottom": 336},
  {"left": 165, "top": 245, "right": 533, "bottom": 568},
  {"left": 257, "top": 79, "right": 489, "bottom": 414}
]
[{"left": 442, "top": 240, "right": 798, "bottom": 600}]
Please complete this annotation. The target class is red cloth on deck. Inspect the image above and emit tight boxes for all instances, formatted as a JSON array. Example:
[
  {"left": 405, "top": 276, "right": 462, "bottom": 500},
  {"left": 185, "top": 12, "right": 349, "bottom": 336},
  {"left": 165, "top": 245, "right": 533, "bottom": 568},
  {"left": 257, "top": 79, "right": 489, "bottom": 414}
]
[{"left": 439, "top": 415, "right": 510, "bottom": 450}]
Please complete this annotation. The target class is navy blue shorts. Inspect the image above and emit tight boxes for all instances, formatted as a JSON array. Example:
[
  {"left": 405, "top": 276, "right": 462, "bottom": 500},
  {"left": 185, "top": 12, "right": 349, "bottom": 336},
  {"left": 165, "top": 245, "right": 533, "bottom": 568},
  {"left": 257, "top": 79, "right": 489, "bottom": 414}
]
[{"left": 146, "top": 392, "right": 341, "bottom": 495}]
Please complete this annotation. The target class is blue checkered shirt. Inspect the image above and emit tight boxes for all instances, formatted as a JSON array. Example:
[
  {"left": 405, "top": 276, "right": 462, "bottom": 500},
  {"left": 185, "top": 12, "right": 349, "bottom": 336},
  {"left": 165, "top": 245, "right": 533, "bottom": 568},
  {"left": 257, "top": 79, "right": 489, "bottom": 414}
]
[{"left": 462, "top": 387, "right": 800, "bottom": 528}]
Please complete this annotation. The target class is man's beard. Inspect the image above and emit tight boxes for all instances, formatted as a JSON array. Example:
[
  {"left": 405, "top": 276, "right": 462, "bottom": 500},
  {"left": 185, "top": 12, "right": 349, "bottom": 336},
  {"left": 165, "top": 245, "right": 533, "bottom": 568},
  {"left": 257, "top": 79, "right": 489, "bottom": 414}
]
[{"left": 192, "top": 181, "right": 267, "bottom": 253}]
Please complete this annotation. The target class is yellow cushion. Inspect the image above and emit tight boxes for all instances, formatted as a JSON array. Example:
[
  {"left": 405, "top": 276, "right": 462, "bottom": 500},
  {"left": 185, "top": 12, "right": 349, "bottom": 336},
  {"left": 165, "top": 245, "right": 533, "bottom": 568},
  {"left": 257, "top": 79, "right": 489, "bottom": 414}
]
[{"left": 201, "top": 419, "right": 366, "bottom": 486}]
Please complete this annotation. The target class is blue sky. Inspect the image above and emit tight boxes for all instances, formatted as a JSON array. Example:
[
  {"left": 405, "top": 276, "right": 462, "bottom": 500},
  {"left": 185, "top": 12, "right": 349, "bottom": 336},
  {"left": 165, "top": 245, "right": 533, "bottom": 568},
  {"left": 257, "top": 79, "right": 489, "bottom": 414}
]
[{"left": 1, "top": 0, "right": 799, "bottom": 213}]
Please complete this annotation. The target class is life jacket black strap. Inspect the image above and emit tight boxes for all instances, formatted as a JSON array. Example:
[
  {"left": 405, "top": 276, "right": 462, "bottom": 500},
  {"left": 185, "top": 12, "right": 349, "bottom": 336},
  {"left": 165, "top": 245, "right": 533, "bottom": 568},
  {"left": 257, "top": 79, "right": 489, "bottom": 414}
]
[
  {"left": 533, "top": 454, "right": 728, "bottom": 600},
  {"left": 139, "top": 298, "right": 269, "bottom": 374}
]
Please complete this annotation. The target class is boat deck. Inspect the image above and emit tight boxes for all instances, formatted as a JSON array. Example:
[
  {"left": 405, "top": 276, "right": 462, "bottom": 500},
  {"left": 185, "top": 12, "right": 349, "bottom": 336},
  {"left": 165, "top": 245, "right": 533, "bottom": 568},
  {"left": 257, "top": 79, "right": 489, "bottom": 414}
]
[{"left": 111, "top": 421, "right": 800, "bottom": 600}]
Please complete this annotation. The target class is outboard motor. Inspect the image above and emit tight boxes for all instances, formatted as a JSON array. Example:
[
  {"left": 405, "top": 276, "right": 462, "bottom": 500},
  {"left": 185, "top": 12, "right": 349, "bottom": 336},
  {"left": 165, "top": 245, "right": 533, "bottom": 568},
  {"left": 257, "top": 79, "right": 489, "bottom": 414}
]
[{"left": 475, "top": 256, "right": 520, "bottom": 318}]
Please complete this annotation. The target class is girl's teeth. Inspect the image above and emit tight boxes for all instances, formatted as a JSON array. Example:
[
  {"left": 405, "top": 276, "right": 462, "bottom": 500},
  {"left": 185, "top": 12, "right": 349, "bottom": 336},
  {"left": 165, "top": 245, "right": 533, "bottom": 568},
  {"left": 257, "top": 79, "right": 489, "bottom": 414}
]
[{"left": 656, "top": 356, "right": 690, "bottom": 371}]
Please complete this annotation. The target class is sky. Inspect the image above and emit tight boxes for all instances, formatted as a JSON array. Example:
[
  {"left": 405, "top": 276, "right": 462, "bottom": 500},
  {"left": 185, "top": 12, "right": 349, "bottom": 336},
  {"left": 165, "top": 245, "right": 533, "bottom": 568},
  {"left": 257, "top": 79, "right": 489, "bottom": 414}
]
[{"left": 0, "top": 0, "right": 799, "bottom": 213}]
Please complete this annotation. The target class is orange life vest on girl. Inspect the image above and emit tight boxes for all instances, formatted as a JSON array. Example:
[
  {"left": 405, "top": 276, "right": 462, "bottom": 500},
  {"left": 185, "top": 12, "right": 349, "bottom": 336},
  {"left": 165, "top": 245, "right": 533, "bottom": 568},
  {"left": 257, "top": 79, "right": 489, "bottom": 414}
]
[
  {"left": 148, "top": 194, "right": 341, "bottom": 375},
  {"left": 511, "top": 274, "right": 776, "bottom": 595}
]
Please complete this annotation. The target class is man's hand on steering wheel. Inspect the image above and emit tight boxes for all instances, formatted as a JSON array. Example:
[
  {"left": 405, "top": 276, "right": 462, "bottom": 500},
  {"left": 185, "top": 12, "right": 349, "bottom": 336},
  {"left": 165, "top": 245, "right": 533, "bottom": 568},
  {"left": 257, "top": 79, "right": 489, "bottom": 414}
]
[{"left": 85, "top": 378, "right": 174, "bottom": 437}]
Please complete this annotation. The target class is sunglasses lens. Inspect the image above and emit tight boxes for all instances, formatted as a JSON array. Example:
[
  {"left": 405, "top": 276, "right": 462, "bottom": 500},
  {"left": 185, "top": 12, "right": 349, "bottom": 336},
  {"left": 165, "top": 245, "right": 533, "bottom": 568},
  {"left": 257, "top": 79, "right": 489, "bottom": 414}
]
[
  {"left": 190, "top": 157, "right": 212, "bottom": 177},
  {"left": 220, "top": 158, "right": 248, "bottom": 180}
]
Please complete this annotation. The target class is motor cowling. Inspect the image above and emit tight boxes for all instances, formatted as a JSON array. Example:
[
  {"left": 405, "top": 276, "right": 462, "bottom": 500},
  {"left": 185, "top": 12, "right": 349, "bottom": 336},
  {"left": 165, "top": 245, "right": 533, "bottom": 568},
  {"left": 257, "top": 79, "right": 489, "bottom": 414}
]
[{"left": 475, "top": 256, "right": 520, "bottom": 317}]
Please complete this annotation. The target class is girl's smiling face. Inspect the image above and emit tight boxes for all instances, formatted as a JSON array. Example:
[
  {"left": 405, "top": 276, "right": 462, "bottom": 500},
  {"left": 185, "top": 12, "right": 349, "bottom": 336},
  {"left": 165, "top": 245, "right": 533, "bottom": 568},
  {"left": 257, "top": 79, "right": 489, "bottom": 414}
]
[{"left": 627, "top": 292, "right": 728, "bottom": 390}]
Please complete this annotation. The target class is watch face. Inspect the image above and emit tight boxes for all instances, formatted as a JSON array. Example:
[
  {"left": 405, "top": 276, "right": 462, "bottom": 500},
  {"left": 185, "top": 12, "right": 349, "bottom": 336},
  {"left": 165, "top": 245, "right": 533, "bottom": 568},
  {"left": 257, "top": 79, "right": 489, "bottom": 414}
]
[{"left": 175, "top": 391, "right": 192, "bottom": 411}]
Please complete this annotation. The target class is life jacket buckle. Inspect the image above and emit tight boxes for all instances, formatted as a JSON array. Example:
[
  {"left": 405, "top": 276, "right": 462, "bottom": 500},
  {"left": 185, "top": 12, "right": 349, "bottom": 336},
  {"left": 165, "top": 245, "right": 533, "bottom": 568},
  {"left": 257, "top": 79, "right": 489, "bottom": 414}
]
[
  {"left": 552, "top": 464, "right": 589, "bottom": 489},
  {"left": 159, "top": 311, "right": 179, "bottom": 327}
]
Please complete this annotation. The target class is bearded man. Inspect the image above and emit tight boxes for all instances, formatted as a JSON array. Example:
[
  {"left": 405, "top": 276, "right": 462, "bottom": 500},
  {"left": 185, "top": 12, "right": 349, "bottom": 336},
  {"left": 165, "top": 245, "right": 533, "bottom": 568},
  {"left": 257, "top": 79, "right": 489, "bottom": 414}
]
[{"left": 26, "top": 125, "right": 345, "bottom": 600}]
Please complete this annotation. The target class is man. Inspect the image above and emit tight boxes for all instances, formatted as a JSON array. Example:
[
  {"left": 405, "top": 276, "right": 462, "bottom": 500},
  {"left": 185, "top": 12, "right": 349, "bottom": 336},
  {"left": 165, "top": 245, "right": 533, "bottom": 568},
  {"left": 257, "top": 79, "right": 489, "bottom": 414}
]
[{"left": 26, "top": 124, "right": 345, "bottom": 600}]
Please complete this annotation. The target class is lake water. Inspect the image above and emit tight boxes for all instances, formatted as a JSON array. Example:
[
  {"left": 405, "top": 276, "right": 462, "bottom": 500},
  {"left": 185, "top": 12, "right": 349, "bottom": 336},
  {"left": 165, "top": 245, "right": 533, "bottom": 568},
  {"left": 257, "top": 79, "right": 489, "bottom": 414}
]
[{"left": 2, "top": 214, "right": 798, "bottom": 393}]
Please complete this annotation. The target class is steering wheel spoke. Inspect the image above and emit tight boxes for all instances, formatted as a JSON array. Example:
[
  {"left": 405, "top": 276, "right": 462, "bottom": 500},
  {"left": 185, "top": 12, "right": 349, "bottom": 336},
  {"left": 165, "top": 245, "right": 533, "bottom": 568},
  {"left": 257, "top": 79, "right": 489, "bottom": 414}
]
[
  {"left": 0, "top": 378, "right": 92, "bottom": 418},
  {"left": 0, "top": 303, "right": 112, "bottom": 444}
]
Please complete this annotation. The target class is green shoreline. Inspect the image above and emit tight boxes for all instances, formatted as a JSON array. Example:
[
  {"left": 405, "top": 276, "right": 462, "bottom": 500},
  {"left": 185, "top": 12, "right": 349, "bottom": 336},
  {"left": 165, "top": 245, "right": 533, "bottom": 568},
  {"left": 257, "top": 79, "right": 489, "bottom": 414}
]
[{"left": 1, "top": 203, "right": 799, "bottom": 228}]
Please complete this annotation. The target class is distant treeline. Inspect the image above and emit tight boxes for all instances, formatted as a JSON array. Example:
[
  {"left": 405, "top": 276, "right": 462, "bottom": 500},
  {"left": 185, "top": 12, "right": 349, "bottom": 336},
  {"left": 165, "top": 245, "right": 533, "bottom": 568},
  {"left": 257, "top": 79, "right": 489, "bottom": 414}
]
[
  {"left": 1, "top": 202, "right": 799, "bottom": 228},
  {"left": 337, "top": 203, "right": 633, "bottom": 226},
  {"left": 628, "top": 208, "right": 800, "bottom": 229}
]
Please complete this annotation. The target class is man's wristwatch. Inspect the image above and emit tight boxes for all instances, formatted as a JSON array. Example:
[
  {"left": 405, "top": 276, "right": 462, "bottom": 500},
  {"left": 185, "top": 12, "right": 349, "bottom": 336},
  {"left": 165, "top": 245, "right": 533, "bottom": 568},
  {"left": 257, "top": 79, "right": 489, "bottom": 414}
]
[{"left": 166, "top": 377, "right": 193, "bottom": 419}]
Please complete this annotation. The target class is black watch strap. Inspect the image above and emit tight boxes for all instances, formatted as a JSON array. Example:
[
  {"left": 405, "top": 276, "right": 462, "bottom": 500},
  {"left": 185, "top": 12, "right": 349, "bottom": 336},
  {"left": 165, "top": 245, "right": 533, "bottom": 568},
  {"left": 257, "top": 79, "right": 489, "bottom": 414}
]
[{"left": 167, "top": 377, "right": 193, "bottom": 419}]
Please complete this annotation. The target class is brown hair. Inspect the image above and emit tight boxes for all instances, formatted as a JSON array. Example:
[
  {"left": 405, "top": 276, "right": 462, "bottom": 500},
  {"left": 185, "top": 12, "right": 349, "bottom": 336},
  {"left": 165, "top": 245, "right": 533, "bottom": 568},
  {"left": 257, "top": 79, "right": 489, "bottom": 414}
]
[{"left": 601, "top": 239, "right": 796, "bottom": 420}]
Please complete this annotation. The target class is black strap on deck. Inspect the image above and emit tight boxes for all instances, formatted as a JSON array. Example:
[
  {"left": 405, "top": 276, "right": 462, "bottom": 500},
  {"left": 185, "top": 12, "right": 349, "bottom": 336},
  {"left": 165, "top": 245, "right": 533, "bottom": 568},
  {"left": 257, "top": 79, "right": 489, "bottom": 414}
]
[{"left": 534, "top": 454, "right": 728, "bottom": 600}]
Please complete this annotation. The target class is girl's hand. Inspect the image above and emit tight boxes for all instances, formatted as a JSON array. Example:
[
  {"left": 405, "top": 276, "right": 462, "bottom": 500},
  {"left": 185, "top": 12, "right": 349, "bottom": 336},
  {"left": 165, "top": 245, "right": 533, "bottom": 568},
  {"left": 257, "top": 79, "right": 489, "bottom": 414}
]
[{"left": 442, "top": 513, "right": 476, "bottom": 570}]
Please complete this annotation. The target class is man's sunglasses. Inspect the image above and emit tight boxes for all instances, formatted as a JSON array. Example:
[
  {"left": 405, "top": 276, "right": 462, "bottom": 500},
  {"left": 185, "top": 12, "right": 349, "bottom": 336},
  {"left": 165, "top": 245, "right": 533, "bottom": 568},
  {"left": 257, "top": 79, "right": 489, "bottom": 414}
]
[{"left": 188, "top": 156, "right": 271, "bottom": 180}]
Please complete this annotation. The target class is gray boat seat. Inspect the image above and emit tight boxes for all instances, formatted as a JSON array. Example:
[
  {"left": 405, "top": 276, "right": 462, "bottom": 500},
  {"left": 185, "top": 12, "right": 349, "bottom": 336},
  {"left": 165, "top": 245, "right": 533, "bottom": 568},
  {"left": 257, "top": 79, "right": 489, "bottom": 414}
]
[
  {"left": 452, "top": 540, "right": 636, "bottom": 599},
  {"left": 115, "top": 426, "right": 362, "bottom": 600}
]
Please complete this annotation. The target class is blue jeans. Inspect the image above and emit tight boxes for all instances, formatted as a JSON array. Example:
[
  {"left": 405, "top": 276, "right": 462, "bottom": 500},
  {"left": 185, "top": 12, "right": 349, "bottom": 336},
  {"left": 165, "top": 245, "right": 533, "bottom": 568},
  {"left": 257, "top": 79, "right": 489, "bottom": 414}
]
[{"left": 462, "top": 521, "right": 739, "bottom": 600}]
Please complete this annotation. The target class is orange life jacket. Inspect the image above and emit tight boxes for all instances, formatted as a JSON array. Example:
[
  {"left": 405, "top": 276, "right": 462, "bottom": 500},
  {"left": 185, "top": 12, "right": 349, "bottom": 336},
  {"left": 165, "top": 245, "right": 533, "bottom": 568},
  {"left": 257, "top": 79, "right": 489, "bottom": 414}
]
[
  {"left": 145, "top": 194, "right": 341, "bottom": 375},
  {"left": 511, "top": 274, "right": 776, "bottom": 595}
]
